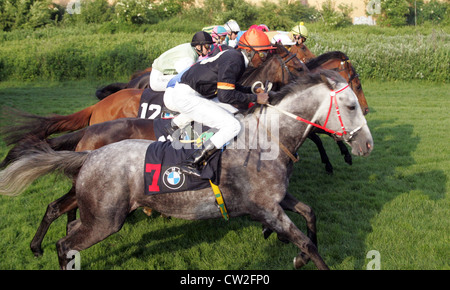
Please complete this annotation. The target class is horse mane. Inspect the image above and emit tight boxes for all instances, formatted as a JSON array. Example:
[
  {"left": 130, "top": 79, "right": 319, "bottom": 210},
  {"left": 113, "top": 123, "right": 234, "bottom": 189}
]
[
  {"left": 305, "top": 51, "right": 349, "bottom": 70},
  {"left": 239, "top": 42, "right": 288, "bottom": 84},
  {"left": 262, "top": 69, "right": 344, "bottom": 108}
]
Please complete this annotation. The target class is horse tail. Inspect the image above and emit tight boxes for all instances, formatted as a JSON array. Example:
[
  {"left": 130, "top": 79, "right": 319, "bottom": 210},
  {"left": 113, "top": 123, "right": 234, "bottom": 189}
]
[
  {"left": 1, "top": 106, "right": 94, "bottom": 146},
  {"left": 0, "top": 139, "right": 89, "bottom": 197},
  {"left": 0, "top": 128, "right": 87, "bottom": 170},
  {"left": 95, "top": 83, "right": 128, "bottom": 100}
]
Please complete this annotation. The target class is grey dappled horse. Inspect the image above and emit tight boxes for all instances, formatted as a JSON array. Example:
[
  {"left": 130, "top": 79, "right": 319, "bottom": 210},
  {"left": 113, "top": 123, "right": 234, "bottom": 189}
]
[{"left": 0, "top": 70, "right": 373, "bottom": 270}]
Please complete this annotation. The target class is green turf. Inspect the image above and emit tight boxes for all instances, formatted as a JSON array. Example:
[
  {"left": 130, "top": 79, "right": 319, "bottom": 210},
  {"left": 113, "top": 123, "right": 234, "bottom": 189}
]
[{"left": 0, "top": 79, "right": 448, "bottom": 270}]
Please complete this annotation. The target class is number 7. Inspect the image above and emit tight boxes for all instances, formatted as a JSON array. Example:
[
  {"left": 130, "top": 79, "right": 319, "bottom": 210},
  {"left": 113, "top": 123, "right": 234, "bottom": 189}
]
[{"left": 145, "top": 163, "right": 161, "bottom": 192}]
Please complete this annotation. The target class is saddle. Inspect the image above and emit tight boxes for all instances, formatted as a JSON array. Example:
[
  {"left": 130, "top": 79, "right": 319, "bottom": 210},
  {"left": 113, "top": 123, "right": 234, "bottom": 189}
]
[{"left": 143, "top": 140, "right": 222, "bottom": 195}]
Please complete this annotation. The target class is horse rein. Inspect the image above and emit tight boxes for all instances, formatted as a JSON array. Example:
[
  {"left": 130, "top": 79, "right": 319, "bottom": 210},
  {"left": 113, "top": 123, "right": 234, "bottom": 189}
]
[{"left": 265, "top": 84, "right": 366, "bottom": 142}]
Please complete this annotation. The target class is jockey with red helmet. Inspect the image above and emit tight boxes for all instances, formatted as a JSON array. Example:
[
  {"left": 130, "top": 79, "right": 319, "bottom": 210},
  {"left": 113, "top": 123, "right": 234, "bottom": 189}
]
[{"left": 163, "top": 28, "right": 275, "bottom": 177}]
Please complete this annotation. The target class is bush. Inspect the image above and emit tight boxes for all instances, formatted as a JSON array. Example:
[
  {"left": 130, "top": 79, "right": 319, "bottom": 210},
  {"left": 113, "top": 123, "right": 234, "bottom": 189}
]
[
  {"left": 67, "top": 0, "right": 113, "bottom": 24},
  {"left": 114, "top": 0, "right": 158, "bottom": 25},
  {"left": 378, "top": 0, "right": 410, "bottom": 27},
  {"left": 317, "top": 0, "right": 353, "bottom": 28},
  {"left": 407, "top": 0, "right": 450, "bottom": 25},
  {"left": 0, "top": 0, "right": 63, "bottom": 30}
]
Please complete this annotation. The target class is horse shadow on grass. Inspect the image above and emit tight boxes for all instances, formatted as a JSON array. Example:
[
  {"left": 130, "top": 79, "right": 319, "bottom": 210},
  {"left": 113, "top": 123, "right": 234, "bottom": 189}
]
[{"left": 286, "top": 118, "right": 446, "bottom": 269}]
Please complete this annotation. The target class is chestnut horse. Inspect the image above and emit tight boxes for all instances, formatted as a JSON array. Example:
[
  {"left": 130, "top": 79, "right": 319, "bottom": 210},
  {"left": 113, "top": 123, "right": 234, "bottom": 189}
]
[{"left": 289, "top": 43, "right": 316, "bottom": 63}]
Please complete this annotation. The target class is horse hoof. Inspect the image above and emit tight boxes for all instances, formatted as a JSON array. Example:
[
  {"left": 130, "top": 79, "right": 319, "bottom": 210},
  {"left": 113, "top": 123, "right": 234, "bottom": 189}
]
[
  {"left": 293, "top": 252, "right": 310, "bottom": 269},
  {"left": 344, "top": 155, "right": 352, "bottom": 165},
  {"left": 32, "top": 249, "right": 43, "bottom": 257},
  {"left": 262, "top": 227, "right": 273, "bottom": 239},
  {"left": 277, "top": 235, "right": 289, "bottom": 244}
]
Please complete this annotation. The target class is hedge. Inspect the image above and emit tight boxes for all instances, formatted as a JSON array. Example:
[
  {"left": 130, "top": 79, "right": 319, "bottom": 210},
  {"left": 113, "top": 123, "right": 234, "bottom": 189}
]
[{"left": 0, "top": 24, "right": 448, "bottom": 82}]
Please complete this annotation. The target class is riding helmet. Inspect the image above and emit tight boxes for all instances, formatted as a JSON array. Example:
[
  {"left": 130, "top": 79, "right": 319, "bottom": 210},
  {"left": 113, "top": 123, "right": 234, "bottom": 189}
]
[
  {"left": 290, "top": 22, "right": 308, "bottom": 38},
  {"left": 191, "top": 31, "right": 214, "bottom": 47},
  {"left": 224, "top": 19, "right": 240, "bottom": 33},
  {"left": 237, "top": 28, "right": 276, "bottom": 51}
]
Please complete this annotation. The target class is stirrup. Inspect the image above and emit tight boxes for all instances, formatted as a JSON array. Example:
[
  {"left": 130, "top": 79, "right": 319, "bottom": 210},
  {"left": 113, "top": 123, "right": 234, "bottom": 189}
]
[{"left": 179, "top": 140, "right": 217, "bottom": 177}]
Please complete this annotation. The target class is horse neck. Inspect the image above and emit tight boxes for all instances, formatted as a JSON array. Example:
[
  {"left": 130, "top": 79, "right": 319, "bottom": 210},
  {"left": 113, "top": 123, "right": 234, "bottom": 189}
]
[
  {"left": 239, "top": 56, "right": 282, "bottom": 88},
  {"left": 241, "top": 83, "right": 329, "bottom": 163}
]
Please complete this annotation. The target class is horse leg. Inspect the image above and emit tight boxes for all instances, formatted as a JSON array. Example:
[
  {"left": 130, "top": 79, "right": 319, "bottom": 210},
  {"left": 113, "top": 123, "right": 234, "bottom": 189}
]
[
  {"left": 308, "top": 133, "right": 333, "bottom": 174},
  {"left": 30, "top": 187, "right": 77, "bottom": 257},
  {"left": 336, "top": 140, "right": 352, "bottom": 165},
  {"left": 280, "top": 192, "right": 317, "bottom": 246},
  {"left": 253, "top": 203, "right": 329, "bottom": 270},
  {"left": 56, "top": 191, "right": 130, "bottom": 270},
  {"left": 262, "top": 192, "right": 318, "bottom": 266}
]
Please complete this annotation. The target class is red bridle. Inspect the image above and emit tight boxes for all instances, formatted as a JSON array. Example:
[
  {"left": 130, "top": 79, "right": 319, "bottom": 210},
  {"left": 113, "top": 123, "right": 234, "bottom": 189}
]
[
  {"left": 322, "top": 84, "right": 349, "bottom": 136},
  {"left": 267, "top": 84, "right": 365, "bottom": 139}
]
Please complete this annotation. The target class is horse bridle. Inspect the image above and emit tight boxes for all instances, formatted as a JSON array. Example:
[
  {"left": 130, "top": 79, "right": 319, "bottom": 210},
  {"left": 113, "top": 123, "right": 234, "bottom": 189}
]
[
  {"left": 264, "top": 83, "right": 366, "bottom": 142},
  {"left": 333, "top": 59, "right": 360, "bottom": 91},
  {"left": 276, "top": 51, "right": 300, "bottom": 84}
]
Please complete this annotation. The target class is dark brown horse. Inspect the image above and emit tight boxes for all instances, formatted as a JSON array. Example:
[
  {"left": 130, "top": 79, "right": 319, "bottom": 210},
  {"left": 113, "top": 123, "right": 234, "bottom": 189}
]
[
  {"left": 95, "top": 68, "right": 152, "bottom": 100},
  {"left": 0, "top": 70, "right": 373, "bottom": 269}
]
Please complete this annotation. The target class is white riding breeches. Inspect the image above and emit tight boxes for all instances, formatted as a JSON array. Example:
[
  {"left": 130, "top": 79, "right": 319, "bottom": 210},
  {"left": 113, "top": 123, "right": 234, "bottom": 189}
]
[
  {"left": 149, "top": 69, "right": 175, "bottom": 92},
  {"left": 163, "top": 83, "right": 241, "bottom": 149}
]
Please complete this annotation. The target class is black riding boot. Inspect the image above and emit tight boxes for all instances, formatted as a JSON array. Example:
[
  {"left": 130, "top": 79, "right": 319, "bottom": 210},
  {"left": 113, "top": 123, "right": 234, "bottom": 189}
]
[
  {"left": 163, "top": 120, "right": 180, "bottom": 140},
  {"left": 179, "top": 140, "right": 218, "bottom": 177}
]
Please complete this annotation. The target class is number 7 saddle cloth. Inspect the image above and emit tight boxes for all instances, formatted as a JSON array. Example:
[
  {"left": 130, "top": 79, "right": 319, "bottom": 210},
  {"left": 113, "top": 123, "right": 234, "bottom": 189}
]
[{"left": 144, "top": 140, "right": 222, "bottom": 195}]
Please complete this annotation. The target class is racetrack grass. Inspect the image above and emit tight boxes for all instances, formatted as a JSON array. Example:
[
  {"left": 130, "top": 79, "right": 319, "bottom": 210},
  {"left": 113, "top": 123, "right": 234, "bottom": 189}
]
[{"left": 0, "top": 79, "right": 448, "bottom": 270}]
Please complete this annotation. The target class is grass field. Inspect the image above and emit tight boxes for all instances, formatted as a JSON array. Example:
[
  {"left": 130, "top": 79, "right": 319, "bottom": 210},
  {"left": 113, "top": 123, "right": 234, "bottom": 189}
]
[{"left": 0, "top": 78, "right": 448, "bottom": 270}]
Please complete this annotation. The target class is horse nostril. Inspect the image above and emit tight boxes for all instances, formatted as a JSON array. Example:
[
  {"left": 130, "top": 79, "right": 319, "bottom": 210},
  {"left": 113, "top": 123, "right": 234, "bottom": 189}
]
[
  {"left": 367, "top": 142, "right": 372, "bottom": 150},
  {"left": 364, "top": 107, "right": 369, "bottom": 115}
]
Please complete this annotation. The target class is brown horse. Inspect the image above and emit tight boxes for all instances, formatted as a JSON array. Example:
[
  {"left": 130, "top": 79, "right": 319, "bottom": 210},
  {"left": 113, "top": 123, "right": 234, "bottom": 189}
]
[
  {"left": 289, "top": 43, "right": 316, "bottom": 63},
  {"left": 306, "top": 51, "right": 368, "bottom": 115}
]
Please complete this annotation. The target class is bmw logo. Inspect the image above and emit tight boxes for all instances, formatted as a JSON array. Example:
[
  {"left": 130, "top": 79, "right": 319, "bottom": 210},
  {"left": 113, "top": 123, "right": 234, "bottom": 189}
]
[{"left": 162, "top": 167, "right": 185, "bottom": 190}]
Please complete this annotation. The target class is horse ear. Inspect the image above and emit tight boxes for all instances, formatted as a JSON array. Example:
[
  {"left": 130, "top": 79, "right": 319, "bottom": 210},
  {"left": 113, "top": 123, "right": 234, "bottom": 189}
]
[{"left": 319, "top": 72, "right": 335, "bottom": 90}]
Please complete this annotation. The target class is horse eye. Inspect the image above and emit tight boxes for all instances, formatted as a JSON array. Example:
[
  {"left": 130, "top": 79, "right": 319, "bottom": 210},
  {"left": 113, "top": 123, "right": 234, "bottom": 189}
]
[{"left": 348, "top": 105, "right": 356, "bottom": 111}]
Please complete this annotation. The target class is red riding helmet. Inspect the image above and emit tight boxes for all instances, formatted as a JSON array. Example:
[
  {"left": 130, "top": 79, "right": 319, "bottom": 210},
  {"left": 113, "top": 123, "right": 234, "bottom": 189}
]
[{"left": 237, "top": 28, "right": 275, "bottom": 51}]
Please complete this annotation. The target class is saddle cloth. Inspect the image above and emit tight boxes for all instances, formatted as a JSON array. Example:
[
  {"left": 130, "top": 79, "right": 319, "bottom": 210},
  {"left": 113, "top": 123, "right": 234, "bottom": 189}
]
[
  {"left": 138, "top": 88, "right": 173, "bottom": 120},
  {"left": 144, "top": 141, "right": 222, "bottom": 195}
]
